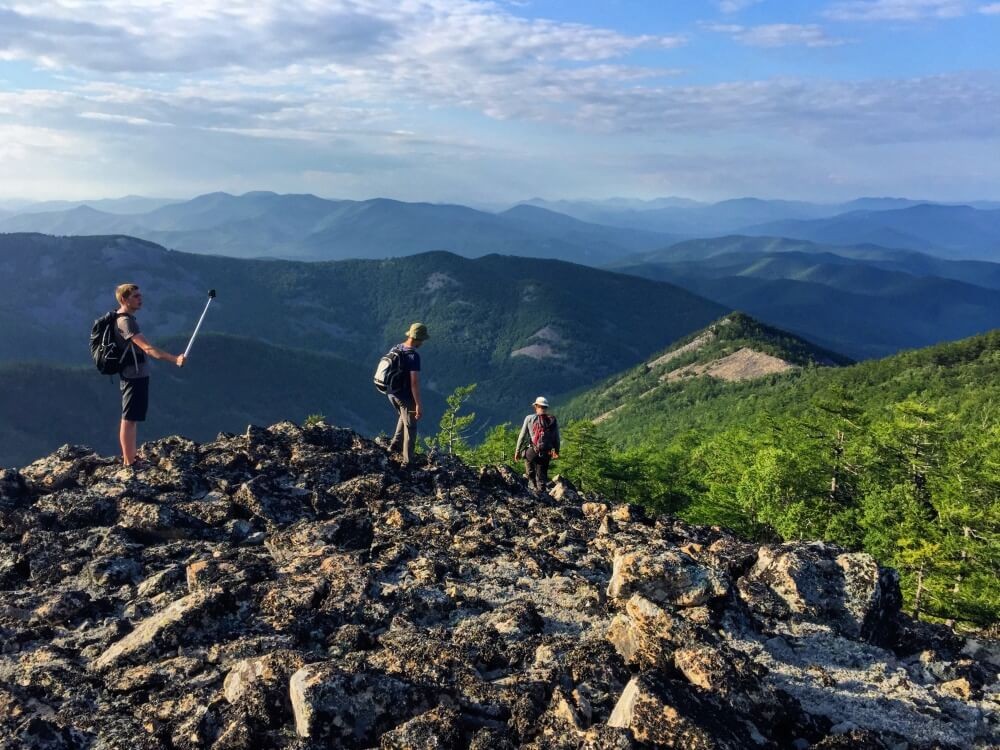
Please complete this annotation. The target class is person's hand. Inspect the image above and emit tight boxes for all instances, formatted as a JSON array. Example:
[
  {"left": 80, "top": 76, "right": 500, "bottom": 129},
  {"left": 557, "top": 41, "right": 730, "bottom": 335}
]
[
  {"left": 413, "top": 406, "right": 422, "bottom": 421},
  {"left": 176, "top": 354, "right": 186, "bottom": 367},
  {"left": 515, "top": 452, "right": 522, "bottom": 461},
  {"left": 550, "top": 451, "right": 559, "bottom": 460}
]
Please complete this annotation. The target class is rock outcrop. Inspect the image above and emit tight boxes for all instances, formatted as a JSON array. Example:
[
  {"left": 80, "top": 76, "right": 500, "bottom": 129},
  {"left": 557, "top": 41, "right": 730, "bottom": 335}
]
[{"left": 0, "top": 423, "right": 997, "bottom": 749}]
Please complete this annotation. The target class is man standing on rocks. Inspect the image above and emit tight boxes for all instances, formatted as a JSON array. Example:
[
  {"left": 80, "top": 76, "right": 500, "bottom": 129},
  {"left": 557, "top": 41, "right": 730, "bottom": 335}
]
[
  {"left": 387, "top": 322, "right": 429, "bottom": 466},
  {"left": 113, "top": 284, "right": 185, "bottom": 470},
  {"left": 515, "top": 396, "right": 560, "bottom": 493}
]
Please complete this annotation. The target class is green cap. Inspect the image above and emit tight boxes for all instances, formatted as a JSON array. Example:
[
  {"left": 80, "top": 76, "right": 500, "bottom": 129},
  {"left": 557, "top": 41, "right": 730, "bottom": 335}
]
[{"left": 405, "top": 322, "right": 430, "bottom": 341}]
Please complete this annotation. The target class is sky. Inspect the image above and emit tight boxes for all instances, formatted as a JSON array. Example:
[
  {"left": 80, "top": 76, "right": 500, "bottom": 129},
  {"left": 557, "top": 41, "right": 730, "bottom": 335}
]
[{"left": 0, "top": 0, "right": 998, "bottom": 204}]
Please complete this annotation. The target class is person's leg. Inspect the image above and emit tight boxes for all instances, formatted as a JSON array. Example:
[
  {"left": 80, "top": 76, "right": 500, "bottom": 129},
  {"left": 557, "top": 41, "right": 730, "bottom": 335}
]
[
  {"left": 120, "top": 419, "right": 138, "bottom": 465},
  {"left": 119, "top": 376, "right": 148, "bottom": 467},
  {"left": 388, "top": 397, "right": 417, "bottom": 464},
  {"left": 388, "top": 397, "right": 405, "bottom": 453},
  {"left": 526, "top": 451, "right": 541, "bottom": 490},
  {"left": 400, "top": 402, "right": 417, "bottom": 465},
  {"left": 537, "top": 454, "right": 550, "bottom": 489}
]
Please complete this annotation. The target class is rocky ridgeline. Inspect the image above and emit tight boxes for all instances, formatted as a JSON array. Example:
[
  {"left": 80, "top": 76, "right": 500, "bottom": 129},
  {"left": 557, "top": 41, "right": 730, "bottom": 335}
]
[{"left": 0, "top": 422, "right": 997, "bottom": 750}]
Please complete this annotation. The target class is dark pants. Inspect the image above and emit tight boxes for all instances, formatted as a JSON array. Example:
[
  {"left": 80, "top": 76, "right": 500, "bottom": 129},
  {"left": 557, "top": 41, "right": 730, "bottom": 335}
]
[
  {"left": 120, "top": 376, "right": 149, "bottom": 422},
  {"left": 388, "top": 395, "right": 417, "bottom": 465},
  {"left": 524, "top": 447, "right": 551, "bottom": 490}
]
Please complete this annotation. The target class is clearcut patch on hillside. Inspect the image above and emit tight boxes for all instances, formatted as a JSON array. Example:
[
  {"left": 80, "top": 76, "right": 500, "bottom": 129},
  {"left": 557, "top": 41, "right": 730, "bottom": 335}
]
[
  {"left": 511, "top": 325, "right": 567, "bottom": 360},
  {"left": 662, "top": 346, "right": 796, "bottom": 383},
  {"left": 645, "top": 329, "right": 717, "bottom": 371},
  {"left": 421, "top": 271, "right": 461, "bottom": 293},
  {"left": 511, "top": 342, "right": 563, "bottom": 360}
]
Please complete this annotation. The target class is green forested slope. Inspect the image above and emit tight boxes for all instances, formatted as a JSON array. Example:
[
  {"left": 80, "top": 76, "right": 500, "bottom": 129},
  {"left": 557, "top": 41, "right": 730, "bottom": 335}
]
[
  {"left": 558, "top": 328, "right": 1000, "bottom": 627},
  {"left": 0, "top": 233, "right": 726, "bottom": 427}
]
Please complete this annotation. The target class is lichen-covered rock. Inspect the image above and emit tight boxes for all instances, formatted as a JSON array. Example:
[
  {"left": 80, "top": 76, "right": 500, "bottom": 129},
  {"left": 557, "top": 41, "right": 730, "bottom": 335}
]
[
  {"left": 289, "top": 661, "right": 432, "bottom": 744},
  {"left": 607, "top": 672, "right": 756, "bottom": 748},
  {"left": 740, "top": 542, "right": 901, "bottom": 642},
  {"left": 379, "top": 706, "right": 462, "bottom": 749},
  {"left": 607, "top": 545, "right": 729, "bottom": 608},
  {"left": 91, "top": 588, "right": 230, "bottom": 672},
  {"left": 0, "top": 423, "right": 994, "bottom": 750}
]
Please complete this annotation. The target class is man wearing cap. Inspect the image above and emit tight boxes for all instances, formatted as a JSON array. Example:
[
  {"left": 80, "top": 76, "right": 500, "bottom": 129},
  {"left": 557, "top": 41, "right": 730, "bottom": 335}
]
[
  {"left": 387, "top": 322, "right": 429, "bottom": 466},
  {"left": 515, "top": 397, "right": 561, "bottom": 493}
]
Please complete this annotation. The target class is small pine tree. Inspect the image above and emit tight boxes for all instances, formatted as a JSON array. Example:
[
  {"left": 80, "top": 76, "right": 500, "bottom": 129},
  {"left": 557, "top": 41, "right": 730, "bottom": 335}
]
[{"left": 432, "top": 384, "right": 477, "bottom": 456}]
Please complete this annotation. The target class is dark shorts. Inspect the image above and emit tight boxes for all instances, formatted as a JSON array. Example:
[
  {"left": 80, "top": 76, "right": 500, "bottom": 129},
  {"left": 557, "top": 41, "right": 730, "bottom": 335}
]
[{"left": 120, "top": 376, "right": 149, "bottom": 422}]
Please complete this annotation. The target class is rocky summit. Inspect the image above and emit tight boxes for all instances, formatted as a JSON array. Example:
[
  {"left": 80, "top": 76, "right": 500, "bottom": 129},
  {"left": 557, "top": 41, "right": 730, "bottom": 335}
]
[{"left": 0, "top": 422, "right": 997, "bottom": 750}]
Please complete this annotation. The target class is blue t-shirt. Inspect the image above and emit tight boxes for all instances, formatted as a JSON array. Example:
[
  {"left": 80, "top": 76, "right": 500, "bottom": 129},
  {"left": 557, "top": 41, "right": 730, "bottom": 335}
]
[{"left": 395, "top": 345, "right": 420, "bottom": 401}]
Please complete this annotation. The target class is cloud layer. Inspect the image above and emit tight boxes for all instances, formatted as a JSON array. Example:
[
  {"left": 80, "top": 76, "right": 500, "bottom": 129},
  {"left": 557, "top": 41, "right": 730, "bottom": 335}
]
[{"left": 0, "top": 0, "right": 997, "bottom": 201}]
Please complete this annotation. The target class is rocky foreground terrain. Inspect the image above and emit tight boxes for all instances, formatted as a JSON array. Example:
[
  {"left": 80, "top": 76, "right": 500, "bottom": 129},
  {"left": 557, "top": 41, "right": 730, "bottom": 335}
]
[{"left": 0, "top": 422, "right": 997, "bottom": 749}]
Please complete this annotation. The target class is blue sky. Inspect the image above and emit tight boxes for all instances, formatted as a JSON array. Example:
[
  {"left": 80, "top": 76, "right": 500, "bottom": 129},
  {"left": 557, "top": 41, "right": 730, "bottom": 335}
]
[{"left": 0, "top": 0, "right": 998, "bottom": 204}]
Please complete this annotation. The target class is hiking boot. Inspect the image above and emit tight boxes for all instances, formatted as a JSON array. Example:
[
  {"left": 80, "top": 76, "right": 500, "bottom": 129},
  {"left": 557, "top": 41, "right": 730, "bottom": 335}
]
[{"left": 124, "top": 459, "right": 150, "bottom": 472}]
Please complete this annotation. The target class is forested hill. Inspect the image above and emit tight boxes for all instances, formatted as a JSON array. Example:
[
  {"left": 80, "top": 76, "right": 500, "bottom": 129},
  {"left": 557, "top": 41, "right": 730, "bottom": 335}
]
[
  {"left": 555, "top": 328, "right": 1000, "bottom": 627},
  {"left": 563, "top": 312, "right": 852, "bottom": 425}
]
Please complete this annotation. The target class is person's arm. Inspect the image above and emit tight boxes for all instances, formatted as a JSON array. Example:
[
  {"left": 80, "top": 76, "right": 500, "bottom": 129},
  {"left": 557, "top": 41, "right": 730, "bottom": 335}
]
[
  {"left": 515, "top": 416, "right": 530, "bottom": 459},
  {"left": 131, "top": 333, "right": 185, "bottom": 367},
  {"left": 551, "top": 418, "right": 560, "bottom": 459},
  {"left": 410, "top": 371, "right": 421, "bottom": 420}
]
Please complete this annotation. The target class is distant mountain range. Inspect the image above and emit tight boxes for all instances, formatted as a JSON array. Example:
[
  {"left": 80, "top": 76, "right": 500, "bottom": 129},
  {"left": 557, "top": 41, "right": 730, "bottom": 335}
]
[
  {"left": 741, "top": 204, "right": 1000, "bottom": 261},
  {"left": 522, "top": 195, "right": 1000, "bottom": 228},
  {"left": 0, "top": 192, "right": 677, "bottom": 264},
  {"left": 610, "top": 236, "right": 1000, "bottom": 359},
  {"left": 10, "top": 195, "right": 181, "bottom": 215},
  {"left": 0, "top": 233, "right": 728, "bottom": 465},
  {"left": 3, "top": 191, "right": 999, "bottom": 263}
]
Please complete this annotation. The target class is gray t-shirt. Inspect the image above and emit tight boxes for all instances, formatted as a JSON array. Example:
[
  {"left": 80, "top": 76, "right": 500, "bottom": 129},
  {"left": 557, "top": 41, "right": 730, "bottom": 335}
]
[{"left": 114, "top": 314, "right": 149, "bottom": 379}]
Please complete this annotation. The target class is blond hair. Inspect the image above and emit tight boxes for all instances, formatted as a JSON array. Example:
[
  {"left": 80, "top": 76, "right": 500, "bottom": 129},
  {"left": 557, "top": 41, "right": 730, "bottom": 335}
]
[{"left": 115, "top": 283, "right": 140, "bottom": 305}]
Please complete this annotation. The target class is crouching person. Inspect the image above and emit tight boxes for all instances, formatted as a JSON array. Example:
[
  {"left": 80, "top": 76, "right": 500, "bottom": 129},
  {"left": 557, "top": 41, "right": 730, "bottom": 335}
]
[{"left": 515, "top": 396, "right": 560, "bottom": 493}]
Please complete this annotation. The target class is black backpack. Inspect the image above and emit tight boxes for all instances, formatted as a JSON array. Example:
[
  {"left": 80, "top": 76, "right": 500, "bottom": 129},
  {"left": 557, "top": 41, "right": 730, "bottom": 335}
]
[
  {"left": 90, "top": 311, "right": 128, "bottom": 375},
  {"left": 373, "top": 346, "right": 407, "bottom": 395}
]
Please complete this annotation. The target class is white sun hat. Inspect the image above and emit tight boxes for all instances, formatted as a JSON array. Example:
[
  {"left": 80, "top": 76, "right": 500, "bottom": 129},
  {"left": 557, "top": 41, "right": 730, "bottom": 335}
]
[{"left": 533, "top": 396, "right": 550, "bottom": 408}]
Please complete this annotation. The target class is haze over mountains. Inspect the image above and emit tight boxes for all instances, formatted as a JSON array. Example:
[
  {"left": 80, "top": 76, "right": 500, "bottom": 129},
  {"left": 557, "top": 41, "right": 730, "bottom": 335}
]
[
  {"left": 0, "top": 193, "right": 677, "bottom": 265},
  {"left": 3, "top": 191, "right": 999, "bottom": 264},
  {"left": 609, "top": 236, "right": 1000, "bottom": 359}
]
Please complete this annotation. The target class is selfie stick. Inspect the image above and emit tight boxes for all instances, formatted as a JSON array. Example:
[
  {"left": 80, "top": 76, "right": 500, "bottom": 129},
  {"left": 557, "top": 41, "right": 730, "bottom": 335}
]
[{"left": 183, "top": 289, "right": 216, "bottom": 358}]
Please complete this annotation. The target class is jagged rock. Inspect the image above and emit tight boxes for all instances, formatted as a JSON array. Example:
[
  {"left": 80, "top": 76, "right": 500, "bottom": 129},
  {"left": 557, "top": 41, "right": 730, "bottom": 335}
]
[
  {"left": 607, "top": 672, "right": 757, "bottom": 748},
  {"left": 379, "top": 706, "right": 462, "bottom": 749},
  {"left": 740, "top": 542, "right": 901, "bottom": 642},
  {"left": 91, "top": 588, "right": 230, "bottom": 672},
  {"left": 0, "top": 422, "right": 994, "bottom": 750},
  {"left": 289, "top": 661, "right": 431, "bottom": 743},
  {"left": 118, "top": 499, "right": 209, "bottom": 540},
  {"left": 606, "top": 545, "right": 729, "bottom": 608},
  {"left": 19, "top": 445, "right": 100, "bottom": 493},
  {"left": 224, "top": 650, "right": 305, "bottom": 705}
]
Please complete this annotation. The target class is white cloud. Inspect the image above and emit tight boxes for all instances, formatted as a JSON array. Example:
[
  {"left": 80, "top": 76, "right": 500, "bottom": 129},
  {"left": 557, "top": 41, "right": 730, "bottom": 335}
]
[
  {"left": 0, "top": 0, "right": 997, "bottom": 202},
  {"left": 78, "top": 112, "right": 171, "bottom": 127},
  {"left": 708, "top": 23, "right": 848, "bottom": 47},
  {"left": 979, "top": 2, "right": 1000, "bottom": 12},
  {"left": 0, "top": 1, "right": 685, "bottom": 74},
  {"left": 825, "top": 0, "right": 968, "bottom": 21}
]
